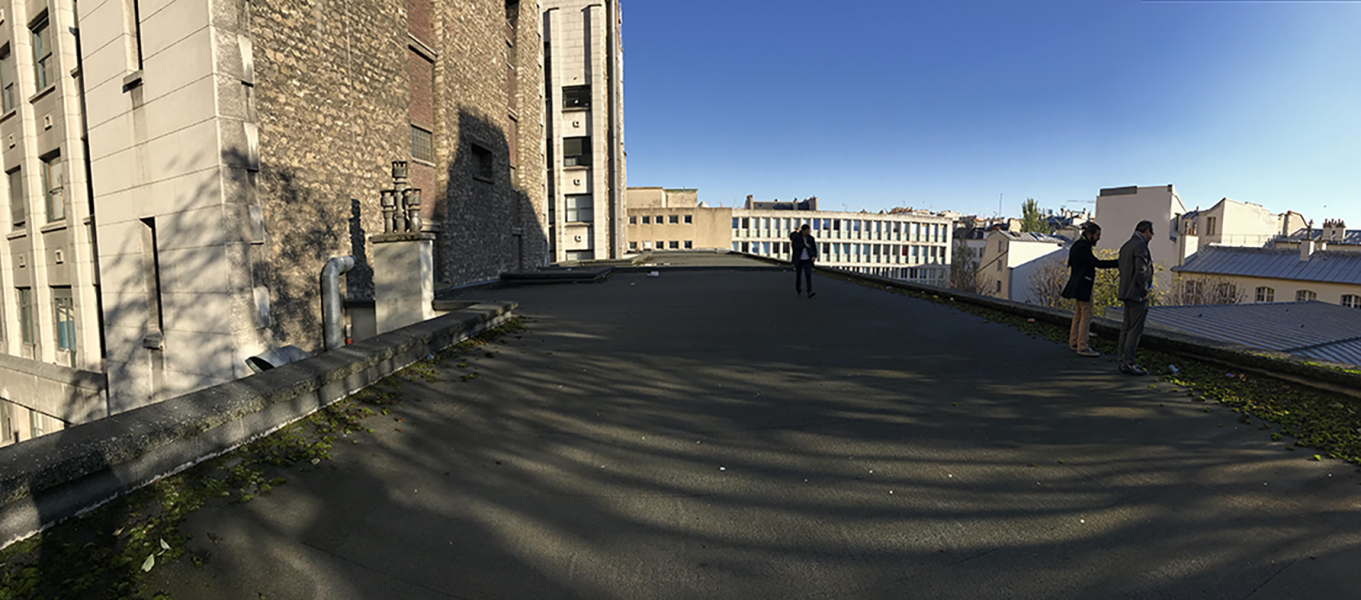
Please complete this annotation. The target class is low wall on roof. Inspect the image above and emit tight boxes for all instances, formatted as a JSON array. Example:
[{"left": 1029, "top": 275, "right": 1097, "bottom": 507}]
[{"left": 0, "top": 302, "right": 517, "bottom": 548}]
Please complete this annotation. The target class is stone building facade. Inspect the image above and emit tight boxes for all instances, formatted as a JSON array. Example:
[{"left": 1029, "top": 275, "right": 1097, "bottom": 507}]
[
  {"left": 0, "top": 0, "right": 548, "bottom": 443},
  {"left": 542, "top": 0, "right": 626, "bottom": 262}
]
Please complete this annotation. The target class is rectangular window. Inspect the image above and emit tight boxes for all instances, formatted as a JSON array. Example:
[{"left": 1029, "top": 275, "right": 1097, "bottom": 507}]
[
  {"left": 7, "top": 169, "right": 21, "bottom": 228},
  {"left": 563, "top": 136, "right": 591, "bottom": 166},
  {"left": 684, "top": 215, "right": 693, "bottom": 224},
  {"left": 655, "top": 215, "right": 664, "bottom": 224},
  {"left": 684, "top": 240, "right": 693, "bottom": 249},
  {"left": 1255, "top": 287, "right": 1274, "bottom": 303},
  {"left": 565, "top": 194, "right": 592, "bottom": 222},
  {"left": 42, "top": 154, "right": 63, "bottom": 223},
  {"left": 17, "top": 288, "right": 33, "bottom": 345},
  {"left": 1296, "top": 290, "right": 1316, "bottom": 302},
  {"left": 0, "top": 46, "right": 14, "bottom": 113},
  {"left": 656, "top": 240, "right": 664, "bottom": 250},
  {"left": 472, "top": 144, "right": 494, "bottom": 180},
  {"left": 628, "top": 216, "right": 636, "bottom": 225},
  {"left": 668, "top": 215, "right": 679, "bottom": 224},
  {"left": 1206, "top": 217, "right": 1217, "bottom": 237},
  {"left": 0, "top": 403, "right": 12, "bottom": 445},
  {"left": 1343, "top": 295, "right": 1360, "bottom": 309},
  {"left": 411, "top": 126, "right": 434, "bottom": 163},
  {"left": 629, "top": 241, "right": 638, "bottom": 250},
  {"left": 732, "top": 217, "right": 739, "bottom": 229},
  {"left": 641, "top": 216, "right": 650, "bottom": 224},
  {"left": 52, "top": 287, "right": 74, "bottom": 354},
  {"left": 669, "top": 241, "right": 679, "bottom": 250},
  {"left": 32, "top": 16, "right": 52, "bottom": 91},
  {"left": 563, "top": 85, "right": 590, "bottom": 108}
]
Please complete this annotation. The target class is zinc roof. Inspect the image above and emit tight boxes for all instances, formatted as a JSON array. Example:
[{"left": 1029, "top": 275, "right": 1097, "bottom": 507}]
[
  {"left": 1123, "top": 301, "right": 1361, "bottom": 368},
  {"left": 1173, "top": 246, "right": 1361, "bottom": 285}
]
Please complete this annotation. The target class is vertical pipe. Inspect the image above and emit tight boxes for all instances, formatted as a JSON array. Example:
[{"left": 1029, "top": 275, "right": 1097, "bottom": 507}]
[{"left": 321, "top": 256, "right": 356, "bottom": 351}]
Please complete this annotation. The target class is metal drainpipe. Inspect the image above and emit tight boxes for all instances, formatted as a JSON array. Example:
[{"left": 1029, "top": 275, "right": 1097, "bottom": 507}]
[{"left": 321, "top": 256, "right": 356, "bottom": 351}]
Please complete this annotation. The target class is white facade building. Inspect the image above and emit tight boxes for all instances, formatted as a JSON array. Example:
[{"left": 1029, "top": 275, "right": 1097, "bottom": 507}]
[
  {"left": 732, "top": 210, "right": 954, "bottom": 286},
  {"left": 977, "top": 230, "right": 1069, "bottom": 303},
  {"left": 543, "top": 0, "right": 626, "bottom": 262}
]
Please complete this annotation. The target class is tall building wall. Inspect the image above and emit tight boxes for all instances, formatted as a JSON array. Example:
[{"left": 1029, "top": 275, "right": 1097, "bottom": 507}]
[
  {"left": 0, "top": 0, "right": 107, "bottom": 442},
  {"left": 0, "top": 0, "right": 551, "bottom": 426},
  {"left": 543, "top": 0, "right": 624, "bottom": 262}
]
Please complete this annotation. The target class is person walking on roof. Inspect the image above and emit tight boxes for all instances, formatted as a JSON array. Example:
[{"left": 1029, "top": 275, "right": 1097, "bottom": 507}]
[
  {"left": 1116, "top": 220, "right": 1155, "bottom": 375},
  {"left": 791, "top": 224, "right": 817, "bottom": 298},
  {"left": 1062, "top": 222, "right": 1119, "bottom": 357}
]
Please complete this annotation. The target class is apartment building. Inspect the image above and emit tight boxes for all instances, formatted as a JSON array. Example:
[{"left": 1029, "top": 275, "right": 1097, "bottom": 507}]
[
  {"left": 0, "top": 0, "right": 549, "bottom": 445},
  {"left": 543, "top": 0, "right": 626, "bottom": 262},
  {"left": 731, "top": 200, "right": 954, "bottom": 286},
  {"left": 1172, "top": 243, "right": 1361, "bottom": 308},
  {"left": 624, "top": 187, "right": 731, "bottom": 252},
  {"left": 0, "top": 0, "right": 100, "bottom": 442},
  {"left": 976, "top": 230, "right": 1070, "bottom": 302},
  {"left": 1180, "top": 197, "right": 1306, "bottom": 248}
]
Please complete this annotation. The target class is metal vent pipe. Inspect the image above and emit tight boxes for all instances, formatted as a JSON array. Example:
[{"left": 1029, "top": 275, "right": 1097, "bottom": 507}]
[{"left": 321, "top": 256, "right": 356, "bottom": 351}]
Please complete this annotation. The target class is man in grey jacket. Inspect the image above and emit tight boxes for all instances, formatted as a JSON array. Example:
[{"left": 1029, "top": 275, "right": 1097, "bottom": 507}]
[{"left": 1116, "top": 220, "right": 1155, "bottom": 375}]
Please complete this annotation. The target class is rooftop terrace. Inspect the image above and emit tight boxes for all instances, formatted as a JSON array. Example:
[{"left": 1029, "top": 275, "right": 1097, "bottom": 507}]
[{"left": 4, "top": 254, "right": 1361, "bottom": 599}]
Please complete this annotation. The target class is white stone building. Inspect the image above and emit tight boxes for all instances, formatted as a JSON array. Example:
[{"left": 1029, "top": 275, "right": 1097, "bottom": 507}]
[{"left": 542, "top": 0, "right": 626, "bottom": 262}]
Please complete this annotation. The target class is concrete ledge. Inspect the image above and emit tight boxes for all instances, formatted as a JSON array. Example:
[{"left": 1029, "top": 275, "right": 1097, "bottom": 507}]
[
  {"left": 500, "top": 266, "right": 613, "bottom": 284},
  {"left": 0, "top": 354, "right": 108, "bottom": 424},
  {"left": 0, "top": 301, "right": 516, "bottom": 548}
]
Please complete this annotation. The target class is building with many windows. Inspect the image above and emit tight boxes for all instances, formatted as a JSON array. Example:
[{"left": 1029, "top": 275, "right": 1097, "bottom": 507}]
[
  {"left": 542, "top": 0, "right": 626, "bottom": 262},
  {"left": 0, "top": 0, "right": 550, "bottom": 446},
  {"left": 624, "top": 187, "right": 730, "bottom": 252}
]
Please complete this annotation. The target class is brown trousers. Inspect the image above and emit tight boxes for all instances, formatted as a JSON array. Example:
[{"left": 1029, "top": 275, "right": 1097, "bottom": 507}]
[{"left": 1068, "top": 301, "right": 1094, "bottom": 351}]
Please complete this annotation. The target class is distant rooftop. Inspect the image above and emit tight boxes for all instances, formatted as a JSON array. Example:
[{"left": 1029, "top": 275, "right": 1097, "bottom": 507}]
[
  {"left": 1117, "top": 301, "right": 1361, "bottom": 368},
  {"left": 743, "top": 196, "right": 817, "bottom": 211},
  {"left": 1174, "top": 246, "right": 1361, "bottom": 285},
  {"left": 995, "top": 231, "right": 1070, "bottom": 244},
  {"left": 1286, "top": 228, "right": 1361, "bottom": 246}
]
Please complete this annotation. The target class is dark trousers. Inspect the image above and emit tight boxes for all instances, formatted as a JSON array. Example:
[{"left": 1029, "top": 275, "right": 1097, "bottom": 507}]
[
  {"left": 1117, "top": 299, "right": 1149, "bottom": 367},
  {"left": 795, "top": 260, "right": 814, "bottom": 293}
]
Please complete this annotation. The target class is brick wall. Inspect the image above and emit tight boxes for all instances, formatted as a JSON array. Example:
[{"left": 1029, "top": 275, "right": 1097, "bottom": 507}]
[{"left": 249, "top": 0, "right": 546, "bottom": 350}]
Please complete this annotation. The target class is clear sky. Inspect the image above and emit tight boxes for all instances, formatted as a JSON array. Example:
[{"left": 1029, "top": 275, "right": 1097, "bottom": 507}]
[{"left": 619, "top": 0, "right": 1361, "bottom": 228}]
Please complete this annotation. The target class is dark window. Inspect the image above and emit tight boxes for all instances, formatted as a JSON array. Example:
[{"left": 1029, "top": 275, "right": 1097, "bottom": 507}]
[
  {"left": 563, "top": 85, "right": 590, "bottom": 108},
  {"left": 668, "top": 215, "right": 679, "bottom": 224},
  {"left": 641, "top": 216, "right": 650, "bottom": 224},
  {"left": 0, "top": 46, "right": 14, "bottom": 113},
  {"left": 628, "top": 216, "right": 636, "bottom": 224},
  {"left": 7, "top": 169, "right": 21, "bottom": 229},
  {"left": 565, "top": 195, "right": 592, "bottom": 222},
  {"left": 41, "top": 154, "right": 63, "bottom": 223},
  {"left": 411, "top": 126, "right": 434, "bottom": 162},
  {"left": 52, "top": 287, "right": 74, "bottom": 353},
  {"left": 684, "top": 215, "right": 693, "bottom": 224},
  {"left": 17, "top": 288, "right": 33, "bottom": 345},
  {"left": 472, "top": 144, "right": 494, "bottom": 180},
  {"left": 563, "top": 136, "right": 591, "bottom": 166},
  {"left": 668, "top": 241, "right": 679, "bottom": 249},
  {"left": 684, "top": 241, "right": 693, "bottom": 249},
  {"left": 32, "top": 16, "right": 52, "bottom": 91}
]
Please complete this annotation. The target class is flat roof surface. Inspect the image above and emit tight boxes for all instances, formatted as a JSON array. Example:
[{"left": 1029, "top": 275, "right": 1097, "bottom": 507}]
[
  {"left": 152, "top": 265, "right": 1361, "bottom": 599},
  {"left": 1118, "top": 301, "right": 1361, "bottom": 368}
]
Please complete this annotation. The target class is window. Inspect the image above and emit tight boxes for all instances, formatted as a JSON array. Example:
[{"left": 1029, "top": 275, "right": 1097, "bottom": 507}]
[
  {"left": 565, "top": 195, "right": 592, "bottom": 222},
  {"left": 668, "top": 241, "right": 679, "bottom": 250},
  {"left": 42, "top": 154, "right": 63, "bottom": 223},
  {"left": 563, "top": 136, "right": 591, "bottom": 166},
  {"left": 52, "top": 287, "right": 74, "bottom": 354},
  {"left": 7, "top": 169, "right": 21, "bottom": 229},
  {"left": 32, "top": 16, "right": 52, "bottom": 91},
  {"left": 1206, "top": 217, "right": 1217, "bottom": 237},
  {"left": 668, "top": 215, "right": 679, "bottom": 224},
  {"left": 0, "top": 46, "right": 14, "bottom": 113},
  {"left": 996, "top": 280, "right": 1002, "bottom": 293},
  {"left": 628, "top": 241, "right": 637, "bottom": 250},
  {"left": 684, "top": 240, "right": 693, "bottom": 249},
  {"left": 628, "top": 216, "right": 636, "bottom": 225},
  {"left": 1297, "top": 290, "right": 1317, "bottom": 302},
  {"left": 732, "top": 217, "right": 739, "bottom": 229},
  {"left": 472, "top": 144, "right": 494, "bottom": 180},
  {"left": 1255, "top": 287, "right": 1274, "bottom": 303},
  {"left": 0, "top": 403, "right": 12, "bottom": 445},
  {"left": 1344, "top": 295, "right": 1360, "bottom": 309},
  {"left": 17, "top": 288, "right": 33, "bottom": 345},
  {"left": 656, "top": 240, "right": 664, "bottom": 250},
  {"left": 655, "top": 215, "right": 663, "bottom": 224},
  {"left": 684, "top": 215, "right": 693, "bottom": 224},
  {"left": 411, "top": 126, "right": 434, "bottom": 162},
  {"left": 997, "top": 239, "right": 1004, "bottom": 252},
  {"left": 641, "top": 216, "right": 650, "bottom": 224},
  {"left": 563, "top": 85, "right": 590, "bottom": 108},
  {"left": 997, "top": 259, "right": 1003, "bottom": 272}
]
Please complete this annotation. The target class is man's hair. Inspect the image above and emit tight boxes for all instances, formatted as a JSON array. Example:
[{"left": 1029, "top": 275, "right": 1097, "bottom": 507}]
[
  {"left": 1135, "top": 220, "right": 1154, "bottom": 233},
  {"left": 1082, "top": 222, "right": 1102, "bottom": 235},
  {"left": 800, "top": 224, "right": 811, "bottom": 231}
]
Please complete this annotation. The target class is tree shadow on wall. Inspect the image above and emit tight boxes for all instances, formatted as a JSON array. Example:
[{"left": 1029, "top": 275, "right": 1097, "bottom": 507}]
[{"left": 436, "top": 110, "right": 548, "bottom": 288}]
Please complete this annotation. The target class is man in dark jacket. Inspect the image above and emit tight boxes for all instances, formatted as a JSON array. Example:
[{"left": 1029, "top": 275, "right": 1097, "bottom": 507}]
[
  {"left": 1116, "top": 220, "right": 1156, "bottom": 375},
  {"left": 1061, "top": 222, "right": 1119, "bottom": 357},
  {"left": 791, "top": 224, "right": 818, "bottom": 298}
]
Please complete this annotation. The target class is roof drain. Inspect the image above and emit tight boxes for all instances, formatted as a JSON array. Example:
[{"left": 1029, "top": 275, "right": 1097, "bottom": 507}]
[{"left": 322, "top": 255, "right": 356, "bottom": 351}]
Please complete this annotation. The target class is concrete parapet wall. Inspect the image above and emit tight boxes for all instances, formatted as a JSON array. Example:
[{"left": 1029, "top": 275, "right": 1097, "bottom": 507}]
[
  {"left": 0, "top": 355, "right": 108, "bottom": 425},
  {"left": 0, "top": 302, "right": 516, "bottom": 548}
]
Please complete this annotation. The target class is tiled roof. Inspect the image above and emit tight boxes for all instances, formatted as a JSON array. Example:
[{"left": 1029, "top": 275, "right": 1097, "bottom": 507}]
[
  {"left": 1111, "top": 301, "right": 1361, "bottom": 368},
  {"left": 1173, "top": 246, "right": 1361, "bottom": 285}
]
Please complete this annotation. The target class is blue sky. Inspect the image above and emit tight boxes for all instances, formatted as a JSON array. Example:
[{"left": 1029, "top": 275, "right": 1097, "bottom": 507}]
[{"left": 620, "top": 0, "right": 1361, "bottom": 229}]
